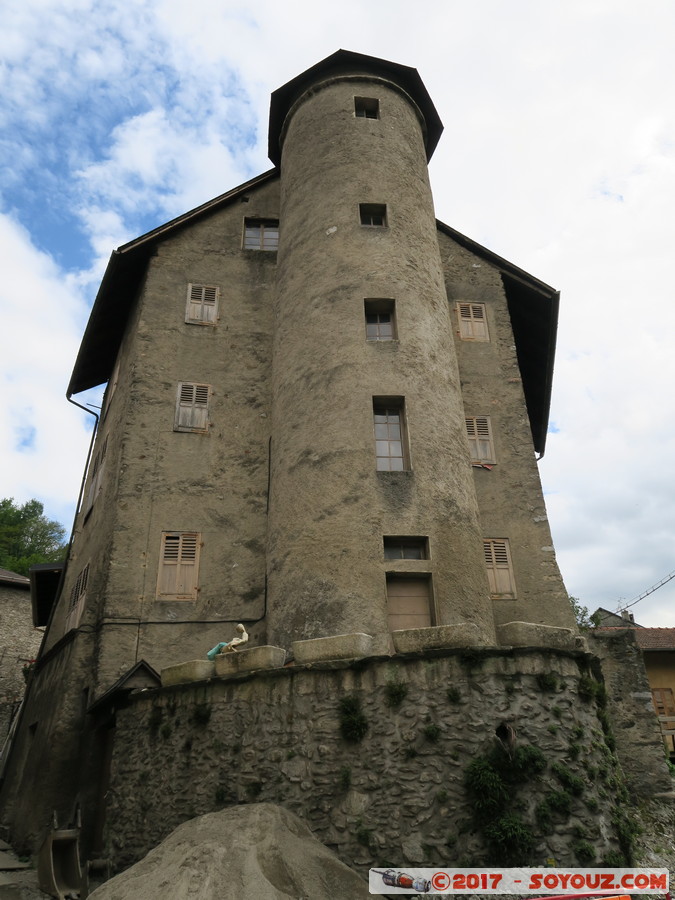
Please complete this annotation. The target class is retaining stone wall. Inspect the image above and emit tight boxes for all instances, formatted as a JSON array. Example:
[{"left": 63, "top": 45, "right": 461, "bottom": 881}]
[{"left": 105, "top": 647, "right": 641, "bottom": 875}]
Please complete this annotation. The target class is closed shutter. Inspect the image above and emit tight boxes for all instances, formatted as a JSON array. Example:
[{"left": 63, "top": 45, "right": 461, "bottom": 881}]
[
  {"left": 186, "top": 284, "right": 218, "bottom": 324},
  {"left": 158, "top": 532, "right": 200, "bottom": 599},
  {"left": 484, "top": 539, "right": 516, "bottom": 599},
  {"left": 466, "top": 416, "right": 495, "bottom": 463},
  {"left": 65, "top": 564, "right": 89, "bottom": 631},
  {"left": 386, "top": 577, "right": 432, "bottom": 631},
  {"left": 457, "top": 303, "right": 489, "bottom": 341},
  {"left": 175, "top": 383, "right": 210, "bottom": 432}
]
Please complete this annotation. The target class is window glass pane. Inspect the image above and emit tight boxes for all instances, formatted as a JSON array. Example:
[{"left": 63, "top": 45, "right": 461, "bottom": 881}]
[
  {"left": 374, "top": 424, "right": 389, "bottom": 439},
  {"left": 376, "top": 441, "right": 390, "bottom": 456},
  {"left": 376, "top": 458, "right": 390, "bottom": 471},
  {"left": 388, "top": 441, "right": 402, "bottom": 457},
  {"left": 389, "top": 457, "right": 404, "bottom": 471}
]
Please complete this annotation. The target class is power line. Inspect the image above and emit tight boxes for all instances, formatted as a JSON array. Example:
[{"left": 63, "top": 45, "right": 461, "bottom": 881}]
[{"left": 616, "top": 568, "right": 675, "bottom": 611}]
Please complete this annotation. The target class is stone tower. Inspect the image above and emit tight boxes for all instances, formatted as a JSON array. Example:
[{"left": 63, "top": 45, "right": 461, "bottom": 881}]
[{"left": 266, "top": 52, "right": 495, "bottom": 649}]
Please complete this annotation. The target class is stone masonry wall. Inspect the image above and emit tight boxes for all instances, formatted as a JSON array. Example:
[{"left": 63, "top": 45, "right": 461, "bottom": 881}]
[
  {"left": 105, "top": 647, "right": 642, "bottom": 875},
  {"left": 0, "top": 584, "right": 42, "bottom": 739}
]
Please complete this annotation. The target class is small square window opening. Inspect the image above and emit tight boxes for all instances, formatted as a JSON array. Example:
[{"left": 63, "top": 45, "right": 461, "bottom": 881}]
[
  {"left": 383, "top": 537, "right": 428, "bottom": 560},
  {"left": 354, "top": 97, "right": 379, "bottom": 119},
  {"left": 360, "top": 204, "right": 387, "bottom": 227}
]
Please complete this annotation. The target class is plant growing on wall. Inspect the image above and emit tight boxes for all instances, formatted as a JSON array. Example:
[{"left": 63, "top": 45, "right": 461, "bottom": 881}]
[{"left": 338, "top": 695, "right": 368, "bottom": 743}]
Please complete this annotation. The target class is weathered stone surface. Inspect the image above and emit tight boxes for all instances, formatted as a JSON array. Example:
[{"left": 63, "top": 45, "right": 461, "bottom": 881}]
[
  {"left": 214, "top": 645, "right": 286, "bottom": 675},
  {"left": 497, "top": 621, "right": 576, "bottom": 650},
  {"left": 90, "top": 803, "right": 368, "bottom": 900},
  {"left": 392, "top": 623, "right": 489, "bottom": 653},
  {"left": 161, "top": 659, "right": 214, "bottom": 687},
  {"left": 292, "top": 633, "right": 373, "bottom": 663}
]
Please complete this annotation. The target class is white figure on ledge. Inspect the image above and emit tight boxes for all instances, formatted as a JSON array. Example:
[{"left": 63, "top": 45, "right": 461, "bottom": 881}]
[{"left": 206, "top": 624, "right": 249, "bottom": 660}]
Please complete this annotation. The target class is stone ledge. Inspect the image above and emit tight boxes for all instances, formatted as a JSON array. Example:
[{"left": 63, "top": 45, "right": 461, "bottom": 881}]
[
  {"left": 497, "top": 621, "right": 577, "bottom": 650},
  {"left": 392, "top": 623, "right": 488, "bottom": 654},
  {"left": 214, "top": 645, "right": 286, "bottom": 676},
  {"left": 161, "top": 659, "right": 215, "bottom": 687},
  {"left": 292, "top": 633, "right": 373, "bottom": 664}
]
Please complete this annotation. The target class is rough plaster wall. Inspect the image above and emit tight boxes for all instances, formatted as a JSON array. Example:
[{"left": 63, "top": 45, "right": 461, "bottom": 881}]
[
  {"left": 0, "top": 586, "right": 42, "bottom": 739},
  {"left": 439, "top": 233, "right": 574, "bottom": 629},
  {"left": 106, "top": 649, "right": 633, "bottom": 875},
  {"left": 590, "top": 631, "right": 672, "bottom": 795},
  {"left": 0, "top": 634, "right": 96, "bottom": 851},
  {"left": 268, "top": 75, "right": 493, "bottom": 649}
]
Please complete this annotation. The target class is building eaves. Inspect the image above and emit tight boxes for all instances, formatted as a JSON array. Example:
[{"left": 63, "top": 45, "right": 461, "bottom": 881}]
[
  {"left": 0, "top": 567, "right": 30, "bottom": 589},
  {"left": 269, "top": 49, "right": 443, "bottom": 166},
  {"left": 67, "top": 169, "right": 278, "bottom": 398},
  {"left": 633, "top": 628, "right": 675, "bottom": 651},
  {"left": 436, "top": 220, "right": 559, "bottom": 456}
]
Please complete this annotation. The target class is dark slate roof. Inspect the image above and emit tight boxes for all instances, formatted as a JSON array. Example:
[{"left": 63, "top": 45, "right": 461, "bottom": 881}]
[
  {"left": 268, "top": 49, "right": 443, "bottom": 166},
  {"left": 0, "top": 567, "right": 30, "bottom": 589}
]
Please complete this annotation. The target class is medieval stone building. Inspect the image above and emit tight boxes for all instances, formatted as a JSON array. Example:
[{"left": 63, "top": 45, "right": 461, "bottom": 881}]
[{"left": 2, "top": 51, "right": 668, "bottom": 885}]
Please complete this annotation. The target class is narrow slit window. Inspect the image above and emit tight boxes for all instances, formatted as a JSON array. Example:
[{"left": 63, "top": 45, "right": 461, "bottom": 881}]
[
  {"left": 457, "top": 302, "right": 489, "bottom": 341},
  {"left": 484, "top": 539, "right": 516, "bottom": 599},
  {"left": 243, "top": 219, "right": 279, "bottom": 251},
  {"left": 65, "top": 563, "right": 89, "bottom": 632},
  {"left": 354, "top": 96, "right": 379, "bottom": 119},
  {"left": 373, "top": 399, "right": 408, "bottom": 471},
  {"left": 186, "top": 283, "right": 219, "bottom": 325},
  {"left": 360, "top": 204, "right": 387, "bottom": 227},
  {"left": 174, "top": 383, "right": 210, "bottom": 433},
  {"left": 466, "top": 416, "right": 495, "bottom": 464},
  {"left": 365, "top": 299, "right": 396, "bottom": 341}
]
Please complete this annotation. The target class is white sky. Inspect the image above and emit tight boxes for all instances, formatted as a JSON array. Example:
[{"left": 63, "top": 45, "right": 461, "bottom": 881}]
[{"left": 1, "top": 0, "right": 674, "bottom": 625}]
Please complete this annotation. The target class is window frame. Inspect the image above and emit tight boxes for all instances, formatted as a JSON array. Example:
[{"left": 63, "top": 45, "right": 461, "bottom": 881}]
[
  {"left": 185, "top": 283, "right": 219, "bottom": 325},
  {"left": 466, "top": 416, "right": 496, "bottom": 464},
  {"left": 157, "top": 532, "right": 201, "bottom": 601},
  {"left": 383, "top": 536, "right": 428, "bottom": 560},
  {"left": 365, "top": 298, "right": 397, "bottom": 342},
  {"left": 354, "top": 96, "right": 379, "bottom": 119},
  {"left": 359, "top": 203, "right": 387, "bottom": 228},
  {"left": 243, "top": 218, "right": 279, "bottom": 251},
  {"left": 456, "top": 302, "right": 489, "bottom": 341},
  {"left": 373, "top": 397, "right": 409, "bottom": 471},
  {"left": 174, "top": 382, "right": 211, "bottom": 433},
  {"left": 483, "top": 538, "right": 516, "bottom": 599}
]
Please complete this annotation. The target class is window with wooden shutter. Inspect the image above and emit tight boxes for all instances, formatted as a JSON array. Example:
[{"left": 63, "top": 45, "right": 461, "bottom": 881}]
[
  {"left": 157, "top": 532, "right": 201, "bottom": 600},
  {"left": 174, "top": 383, "right": 210, "bottom": 433},
  {"left": 484, "top": 539, "right": 516, "bottom": 599},
  {"left": 65, "top": 563, "right": 89, "bottom": 632},
  {"left": 466, "top": 416, "right": 495, "bottom": 463},
  {"left": 102, "top": 359, "right": 120, "bottom": 420},
  {"left": 84, "top": 433, "right": 108, "bottom": 517},
  {"left": 386, "top": 576, "right": 432, "bottom": 631},
  {"left": 457, "top": 302, "right": 489, "bottom": 341},
  {"left": 186, "top": 283, "right": 219, "bottom": 325}
]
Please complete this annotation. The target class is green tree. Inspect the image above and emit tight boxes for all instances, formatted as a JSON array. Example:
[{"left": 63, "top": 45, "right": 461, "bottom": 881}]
[
  {"left": 569, "top": 596, "right": 600, "bottom": 631},
  {"left": 0, "top": 498, "right": 67, "bottom": 576}
]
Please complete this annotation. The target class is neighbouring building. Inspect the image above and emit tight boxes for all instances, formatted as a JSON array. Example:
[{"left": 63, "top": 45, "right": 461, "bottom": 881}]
[
  {"left": 2, "top": 50, "right": 669, "bottom": 883},
  {"left": 0, "top": 568, "right": 42, "bottom": 741}
]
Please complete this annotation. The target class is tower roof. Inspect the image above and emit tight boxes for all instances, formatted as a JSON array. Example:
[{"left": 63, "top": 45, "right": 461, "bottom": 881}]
[{"left": 268, "top": 49, "right": 443, "bottom": 166}]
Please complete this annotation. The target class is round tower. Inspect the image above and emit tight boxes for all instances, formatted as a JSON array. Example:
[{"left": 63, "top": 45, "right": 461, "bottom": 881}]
[{"left": 266, "top": 51, "right": 495, "bottom": 649}]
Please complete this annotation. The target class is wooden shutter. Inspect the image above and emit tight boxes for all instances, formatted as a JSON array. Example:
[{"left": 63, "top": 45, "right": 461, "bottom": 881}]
[
  {"left": 484, "top": 539, "right": 516, "bottom": 599},
  {"left": 175, "top": 383, "right": 210, "bottom": 432},
  {"left": 65, "top": 564, "right": 89, "bottom": 631},
  {"left": 386, "top": 577, "right": 432, "bottom": 631},
  {"left": 457, "top": 303, "right": 489, "bottom": 341},
  {"left": 158, "top": 533, "right": 200, "bottom": 600},
  {"left": 186, "top": 284, "right": 218, "bottom": 324},
  {"left": 466, "top": 416, "right": 495, "bottom": 463}
]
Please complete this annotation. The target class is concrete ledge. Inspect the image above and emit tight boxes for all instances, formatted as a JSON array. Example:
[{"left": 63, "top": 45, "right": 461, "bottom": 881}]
[
  {"left": 214, "top": 645, "right": 286, "bottom": 676},
  {"left": 161, "top": 659, "right": 215, "bottom": 687},
  {"left": 292, "top": 633, "right": 373, "bottom": 664},
  {"left": 497, "top": 621, "right": 577, "bottom": 650},
  {"left": 392, "top": 623, "right": 488, "bottom": 653}
]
